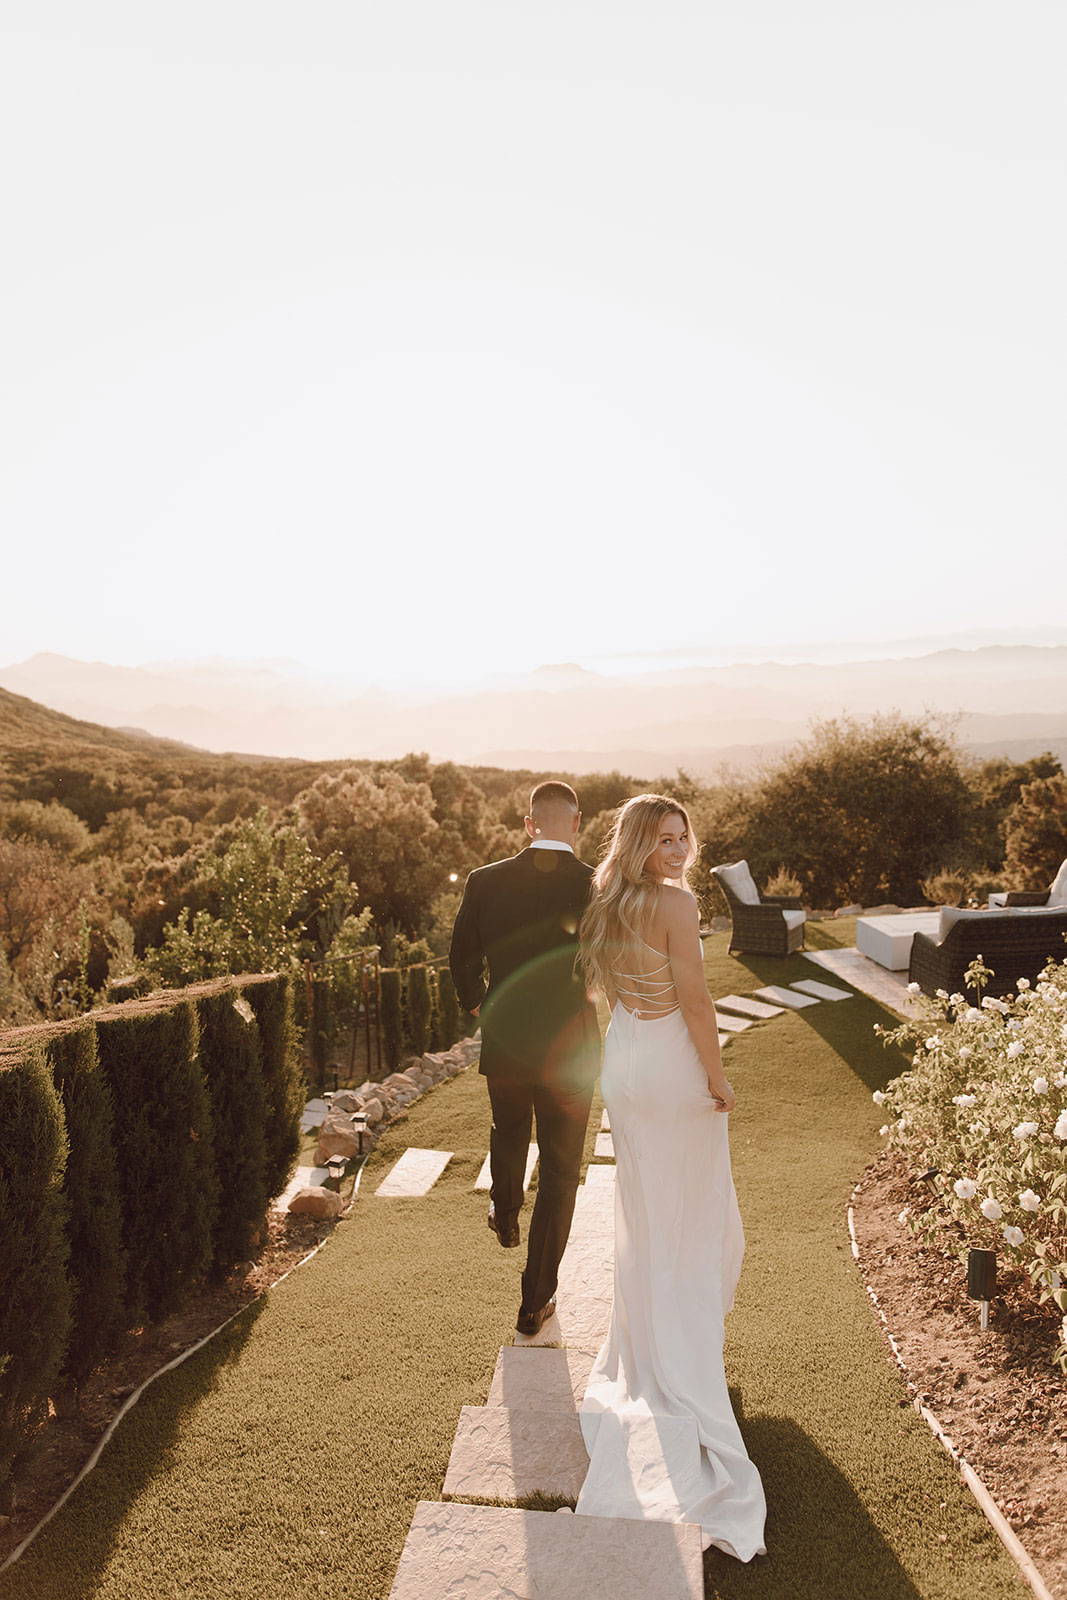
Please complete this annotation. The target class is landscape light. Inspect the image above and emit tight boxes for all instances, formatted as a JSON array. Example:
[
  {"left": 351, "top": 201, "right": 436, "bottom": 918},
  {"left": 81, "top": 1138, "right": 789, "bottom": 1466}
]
[
  {"left": 967, "top": 1247, "right": 996, "bottom": 1331},
  {"left": 324, "top": 1154, "right": 349, "bottom": 1187},
  {"left": 349, "top": 1111, "right": 369, "bottom": 1157}
]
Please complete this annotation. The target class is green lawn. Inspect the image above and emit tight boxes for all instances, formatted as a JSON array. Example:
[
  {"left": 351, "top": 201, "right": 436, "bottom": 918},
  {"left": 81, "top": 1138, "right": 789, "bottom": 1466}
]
[{"left": 2, "top": 935, "right": 1028, "bottom": 1600}]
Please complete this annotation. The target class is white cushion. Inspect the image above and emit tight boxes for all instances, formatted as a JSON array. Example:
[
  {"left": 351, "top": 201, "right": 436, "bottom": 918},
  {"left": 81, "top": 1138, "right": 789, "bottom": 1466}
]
[
  {"left": 937, "top": 906, "right": 985, "bottom": 942},
  {"left": 1048, "top": 858, "right": 1067, "bottom": 907},
  {"left": 783, "top": 908, "right": 806, "bottom": 931},
  {"left": 987, "top": 891, "right": 1008, "bottom": 908},
  {"left": 718, "top": 860, "right": 760, "bottom": 905}
]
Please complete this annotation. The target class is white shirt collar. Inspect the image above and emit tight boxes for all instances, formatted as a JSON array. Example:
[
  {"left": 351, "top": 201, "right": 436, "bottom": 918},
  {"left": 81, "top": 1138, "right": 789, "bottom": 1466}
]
[{"left": 529, "top": 838, "right": 575, "bottom": 854}]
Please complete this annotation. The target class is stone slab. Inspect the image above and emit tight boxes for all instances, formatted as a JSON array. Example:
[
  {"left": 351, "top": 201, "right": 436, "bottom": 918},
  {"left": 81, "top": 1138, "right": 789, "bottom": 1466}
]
[
  {"left": 389, "top": 1501, "right": 705, "bottom": 1600},
  {"left": 584, "top": 1163, "right": 616, "bottom": 1188},
  {"left": 273, "top": 1165, "right": 329, "bottom": 1210},
  {"left": 790, "top": 978, "right": 853, "bottom": 1001},
  {"left": 717, "top": 1032, "right": 731, "bottom": 1048},
  {"left": 594, "top": 1130, "right": 614, "bottom": 1159},
  {"left": 714, "top": 1011, "right": 752, "bottom": 1033},
  {"left": 753, "top": 985, "right": 820, "bottom": 1009},
  {"left": 374, "top": 1147, "right": 452, "bottom": 1197},
  {"left": 443, "top": 1405, "right": 590, "bottom": 1500},
  {"left": 474, "top": 1144, "right": 538, "bottom": 1192},
  {"left": 715, "top": 993, "right": 785, "bottom": 1019},
  {"left": 600, "top": 1107, "right": 610, "bottom": 1130},
  {"left": 487, "top": 1345, "right": 595, "bottom": 1411},
  {"left": 803, "top": 947, "right": 916, "bottom": 1016}
]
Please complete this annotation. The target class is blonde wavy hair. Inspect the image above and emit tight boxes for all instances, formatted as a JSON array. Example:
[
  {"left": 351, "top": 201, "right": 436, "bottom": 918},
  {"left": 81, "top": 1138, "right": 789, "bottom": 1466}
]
[{"left": 579, "top": 793, "right": 697, "bottom": 998}]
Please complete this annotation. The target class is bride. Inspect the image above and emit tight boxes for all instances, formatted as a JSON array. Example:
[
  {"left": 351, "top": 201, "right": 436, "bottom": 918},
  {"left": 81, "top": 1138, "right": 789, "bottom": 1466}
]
[{"left": 574, "top": 793, "right": 767, "bottom": 1562}]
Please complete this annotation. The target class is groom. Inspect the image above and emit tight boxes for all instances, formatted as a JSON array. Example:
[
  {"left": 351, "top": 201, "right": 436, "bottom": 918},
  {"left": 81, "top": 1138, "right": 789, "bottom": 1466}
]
[{"left": 449, "top": 781, "right": 600, "bottom": 1336}]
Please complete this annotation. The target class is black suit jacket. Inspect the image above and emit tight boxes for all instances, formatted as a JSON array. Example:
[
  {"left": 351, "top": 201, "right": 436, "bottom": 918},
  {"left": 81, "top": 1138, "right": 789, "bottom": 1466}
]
[{"left": 449, "top": 846, "right": 599, "bottom": 1090}]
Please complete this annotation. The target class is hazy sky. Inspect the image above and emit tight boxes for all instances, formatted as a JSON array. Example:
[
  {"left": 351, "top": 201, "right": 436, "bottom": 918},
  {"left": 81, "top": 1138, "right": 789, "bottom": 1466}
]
[{"left": 3, "top": 1, "right": 1064, "bottom": 684}]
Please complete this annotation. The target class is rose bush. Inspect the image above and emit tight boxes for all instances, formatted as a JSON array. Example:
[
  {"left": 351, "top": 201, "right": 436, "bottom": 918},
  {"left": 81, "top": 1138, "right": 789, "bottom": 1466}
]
[{"left": 873, "top": 954, "right": 1067, "bottom": 1371}]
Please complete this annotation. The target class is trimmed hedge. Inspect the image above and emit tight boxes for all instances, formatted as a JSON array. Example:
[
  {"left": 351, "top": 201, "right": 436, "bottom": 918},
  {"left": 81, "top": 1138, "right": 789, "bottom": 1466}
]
[
  {"left": 243, "top": 974, "right": 302, "bottom": 1199},
  {"left": 46, "top": 1023, "right": 127, "bottom": 1391},
  {"left": 405, "top": 965, "right": 432, "bottom": 1057},
  {"left": 0, "top": 1045, "right": 71, "bottom": 1509},
  {"left": 94, "top": 999, "right": 217, "bottom": 1325},
  {"left": 380, "top": 968, "right": 402, "bottom": 1073},
  {"left": 197, "top": 990, "right": 268, "bottom": 1273},
  {"left": 436, "top": 968, "right": 461, "bottom": 1051}
]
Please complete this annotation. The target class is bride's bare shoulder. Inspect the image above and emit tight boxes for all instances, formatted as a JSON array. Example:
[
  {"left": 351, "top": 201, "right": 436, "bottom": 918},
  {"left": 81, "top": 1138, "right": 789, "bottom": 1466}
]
[{"left": 659, "top": 883, "right": 699, "bottom": 922}]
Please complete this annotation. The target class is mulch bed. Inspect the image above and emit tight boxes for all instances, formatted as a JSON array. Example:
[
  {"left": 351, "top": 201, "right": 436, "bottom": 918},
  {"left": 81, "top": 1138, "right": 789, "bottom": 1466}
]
[
  {"left": 0, "top": 1209, "right": 335, "bottom": 1566},
  {"left": 852, "top": 1147, "right": 1067, "bottom": 1600}
]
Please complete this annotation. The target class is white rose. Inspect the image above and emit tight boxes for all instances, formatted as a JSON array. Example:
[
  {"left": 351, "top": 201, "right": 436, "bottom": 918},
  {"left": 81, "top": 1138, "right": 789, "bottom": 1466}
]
[
  {"left": 957, "top": 1046, "right": 973, "bottom": 1060},
  {"left": 1013, "top": 1121, "right": 1040, "bottom": 1140},
  {"left": 1017, "top": 977, "right": 1031, "bottom": 990},
  {"left": 980, "top": 1196, "right": 1003, "bottom": 1222},
  {"left": 953, "top": 1177, "right": 977, "bottom": 1200},
  {"left": 1006, "top": 1041, "right": 1024, "bottom": 1059},
  {"left": 1055, "top": 1110, "right": 1067, "bottom": 1141},
  {"left": 872, "top": 1090, "right": 886, "bottom": 1104},
  {"left": 935, "top": 988, "right": 949, "bottom": 1000},
  {"left": 966, "top": 1007, "right": 982, "bottom": 1022},
  {"left": 1018, "top": 1189, "right": 1041, "bottom": 1212},
  {"left": 898, "top": 1208, "right": 910, "bottom": 1223},
  {"left": 952, "top": 1093, "right": 977, "bottom": 1107},
  {"left": 1053, "top": 1072, "right": 1067, "bottom": 1089},
  {"left": 950, "top": 993, "right": 965, "bottom": 1007},
  {"left": 1032, "top": 1077, "right": 1049, "bottom": 1095},
  {"left": 907, "top": 981, "right": 921, "bottom": 994},
  {"left": 1002, "top": 1225, "right": 1025, "bottom": 1248},
  {"left": 879, "top": 1124, "right": 889, "bottom": 1135},
  {"left": 925, "top": 1036, "right": 941, "bottom": 1051}
]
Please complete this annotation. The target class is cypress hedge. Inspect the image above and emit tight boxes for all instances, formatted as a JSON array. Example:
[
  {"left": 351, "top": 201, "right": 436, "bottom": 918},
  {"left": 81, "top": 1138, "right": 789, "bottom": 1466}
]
[
  {"left": 405, "top": 965, "right": 432, "bottom": 1057},
  {"left": 94, "top": 1000, "right": 217, "bottom": 1325},
  {"left": 436, "top": 968, "right": 461, "bottom": 1050},
  {"left": 0, "top": 1046, "right": 72, "bottom": 1510},
  {"left": 46, "top": 1023, "right": 127, "bottom": 1393},
  {"left": 243, "top": 974, "right": 302, "bottom": 1200},
  {"left": 380, "top": 968, "right": 402, "bottom": 1073},
  {"left": 197, "top": 989, "right": 268, "bottom": 1273}
]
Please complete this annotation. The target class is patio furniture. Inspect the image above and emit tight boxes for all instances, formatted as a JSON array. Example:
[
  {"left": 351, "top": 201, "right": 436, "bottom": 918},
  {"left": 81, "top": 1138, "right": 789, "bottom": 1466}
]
[
  {"left": 855, "top": 912, "right": 941, "bottom": 971},
  {"left": 908, "top": 905, "right": 1067, "bottom": 998},
  {"left": 988, "top": 857, "right": 1067, "bottom": 909},
  {"left": 711, "top": 860, "right": 806, "bottom": 956}
]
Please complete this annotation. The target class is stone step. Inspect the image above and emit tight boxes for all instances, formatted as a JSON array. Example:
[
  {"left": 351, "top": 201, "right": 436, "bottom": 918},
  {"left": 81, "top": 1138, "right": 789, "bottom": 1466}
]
[
  {"left": 374, "top": 1147, "right": 452, "bottom": 1196},
  {"left": 474, "top": 1143, "right": 539, "bottom": 1191},
  {"left": 389, "top": 1501, "right": 704, "bottom": 1600},
  {"left": 753, "top": 984, "right": 820, "bottom": 1009},
  {"left": 600, "top": 1107, "right": 610, "bottom": 1130},
  {"left": 714, "top": 1011, "right": 752, "bottom": 1034},
  {"left": 790, "top": 977, "right": 854, "bottom": 1001},
  {"left": 594, "top": 1130, "right": 614, "bottom": 1159},
  {"left": 272, "top": 1164, "right": 329, "bottom": 1210},
  {"left": 715, "top": 992, "right": 785, "bottom": 1019},
  {"left": 487, "top": 1345, "right": 595, "bottom": 1411},
  {"left": 583, "top": 1163, "right": 616, "bottom": 1188},
  {"left": 443, "top": 1405, "right": 590, "bottom": 1500}
]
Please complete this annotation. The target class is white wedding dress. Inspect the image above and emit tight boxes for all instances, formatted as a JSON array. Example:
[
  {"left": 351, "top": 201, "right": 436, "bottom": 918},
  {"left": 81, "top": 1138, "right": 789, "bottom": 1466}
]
[{"left": 574, "top": 953, "right": 767, "bottom": 1562}]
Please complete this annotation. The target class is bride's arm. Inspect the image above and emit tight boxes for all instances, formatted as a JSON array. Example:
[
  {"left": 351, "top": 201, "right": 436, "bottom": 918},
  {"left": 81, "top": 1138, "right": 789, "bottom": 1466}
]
[{"left": 663, "top": 888, "right": 736, "bottom": 1112}]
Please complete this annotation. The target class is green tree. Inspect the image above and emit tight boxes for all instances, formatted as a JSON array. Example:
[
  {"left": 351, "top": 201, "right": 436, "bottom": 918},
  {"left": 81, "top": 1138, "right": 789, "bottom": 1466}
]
[
  {"left": 743, "top": 714, "right": 973, "bottom": 907},
  {"left": 1004, "top": 773, "right": 1067, "bottom": 888},
  {"left": 197, "top": 991, "right": 268, "bottom": 1274},
  {"left": 297, "top": 768, "right": 444, "bottom": 934}
]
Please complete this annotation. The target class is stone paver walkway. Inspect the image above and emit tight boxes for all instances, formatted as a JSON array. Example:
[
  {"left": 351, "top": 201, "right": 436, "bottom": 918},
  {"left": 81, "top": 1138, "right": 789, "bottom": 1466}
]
[
  {"left": 715, "top": 994, "right": 784, "bottom": 1019},
  {"left": 753, "top": 984, "right": 820, "bottom": 1009},
  {"left": 374, "top": 1148, "right": 453, "bottom": 1197},
  {"left": 273, "top": 1164, "right": 329, "bottom": 1210},
  {"left": 475, "top": 1143, "right": 539, "bottom": 1192}
]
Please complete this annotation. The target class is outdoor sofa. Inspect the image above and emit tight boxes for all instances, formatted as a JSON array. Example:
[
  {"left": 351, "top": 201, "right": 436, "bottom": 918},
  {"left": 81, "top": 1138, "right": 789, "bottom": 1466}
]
[
  {"left": 908, "top": 903, "right": 1067, "bottom": 999},
  {"left": 711, "top": 859, "right": 806, "bottom": 957}
]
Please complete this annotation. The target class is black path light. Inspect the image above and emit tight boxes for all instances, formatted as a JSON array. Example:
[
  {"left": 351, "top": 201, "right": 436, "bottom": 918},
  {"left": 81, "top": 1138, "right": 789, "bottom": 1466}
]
[
  {"left": 323, "top": 1153, "right": 349, "bottom": 1188},
  {"left": 967, "top": 1247, "right": 996, "bottom": 1331}
]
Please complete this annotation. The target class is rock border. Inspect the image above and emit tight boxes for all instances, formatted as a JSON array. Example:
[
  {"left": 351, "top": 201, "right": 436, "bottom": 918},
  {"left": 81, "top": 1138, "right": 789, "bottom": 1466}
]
[{"left": 845, "top": 1187, "right": 1056, "bottom": 1600}]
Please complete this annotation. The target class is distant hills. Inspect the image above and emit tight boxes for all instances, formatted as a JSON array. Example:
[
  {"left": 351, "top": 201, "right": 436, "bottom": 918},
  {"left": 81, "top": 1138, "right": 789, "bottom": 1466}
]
[{"left": 1, "top": 646, "right": 1066, "bottom": 776}]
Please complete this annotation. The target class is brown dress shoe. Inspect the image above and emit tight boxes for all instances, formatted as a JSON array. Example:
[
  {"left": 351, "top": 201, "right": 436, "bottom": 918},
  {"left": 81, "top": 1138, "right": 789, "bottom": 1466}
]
[
  {"left": 515, "top": 1297, "right": 557, "bottom": 1336},
  {"left": 488, "top": 1203, "right": 520, "bottom": 1248}
]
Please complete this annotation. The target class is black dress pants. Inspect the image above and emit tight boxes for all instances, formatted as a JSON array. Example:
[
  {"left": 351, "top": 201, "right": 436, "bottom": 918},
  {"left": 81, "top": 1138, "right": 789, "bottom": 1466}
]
[{"left": 485, "top": 1072, "right": 595, "bottom": 1315}]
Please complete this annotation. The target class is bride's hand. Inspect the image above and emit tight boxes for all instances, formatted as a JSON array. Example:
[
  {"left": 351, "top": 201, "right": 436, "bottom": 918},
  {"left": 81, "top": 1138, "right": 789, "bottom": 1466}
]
[{"left": 708, "top": 1079, "right": 736, "bottom": 1113}]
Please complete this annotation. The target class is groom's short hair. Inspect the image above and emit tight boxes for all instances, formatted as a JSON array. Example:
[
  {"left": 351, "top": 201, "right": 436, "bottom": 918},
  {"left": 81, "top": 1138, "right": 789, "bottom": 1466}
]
[{"left": 529, "top": 780, "right": 579, "bottom": 814}]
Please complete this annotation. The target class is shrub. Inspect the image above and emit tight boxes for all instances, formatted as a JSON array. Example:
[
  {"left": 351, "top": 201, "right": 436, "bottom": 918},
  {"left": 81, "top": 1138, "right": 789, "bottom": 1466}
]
[
  {"left": 243, "top": 975, "right": 302, "bottom": 1200},
  {"left": 46, "top": 1023, "right": 127, "bottom": 1392},
  {"left": 764, "top": 866, "right": 803, "bottom": 900},
  {"left": 380, "top": 968, "right": 402, "bottom": 1073},
  {"left": 1004, "top": 773, "right": 1067, "bottom": 889},
  {"left": 196, "top": 989, "right": 268, "bottom": 1274},
  {"left": 0, "top": 1045, "right": 72, "bottom": 1509},
  {"left": 874, "top": 955, "right": 1067, "bottom": 1370},
  {"left": 94, "top": 1000, "right": 217, "bottom": 1324},
  {"left": 920, "top": 868, "right": 976, "bottom": 908},
  {"left": 405, "top": 965, "right": 432, "bottom": 1056},
  {"left": 436, "top": 967, "right": 461, "bottom": 1049}
]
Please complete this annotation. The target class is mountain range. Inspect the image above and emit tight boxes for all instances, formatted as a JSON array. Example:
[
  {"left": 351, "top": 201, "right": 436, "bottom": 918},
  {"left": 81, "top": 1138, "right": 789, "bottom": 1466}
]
[{"left": 1, "top": 647, "right": 1065, "bottom": 776}]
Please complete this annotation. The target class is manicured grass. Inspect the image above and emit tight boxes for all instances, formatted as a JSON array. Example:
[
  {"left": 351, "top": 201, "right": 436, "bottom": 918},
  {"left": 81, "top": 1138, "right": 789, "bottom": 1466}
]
[{"left": 3, "top": 940, "right": 1028, "bottom": 1600}]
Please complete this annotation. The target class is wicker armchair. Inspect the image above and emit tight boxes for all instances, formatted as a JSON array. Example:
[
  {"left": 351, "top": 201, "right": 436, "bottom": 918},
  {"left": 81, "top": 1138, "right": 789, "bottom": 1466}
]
[
  {"left": 711, "top": 860, "right": 806, "bottom": 957},
  {"left": 988, "top": 858, "right": 1067, "bottom": 910},
  {"left": 909, "top": 907, "right": 1067, "bottom": 999}
]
